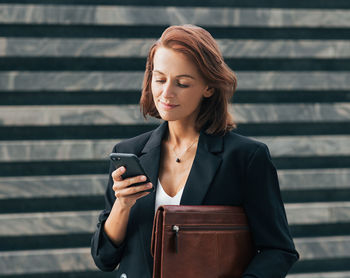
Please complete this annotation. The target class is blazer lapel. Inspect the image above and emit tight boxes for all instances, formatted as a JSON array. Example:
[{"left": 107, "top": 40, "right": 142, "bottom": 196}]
[{"left": 180, "top": 130, "right": 224, "bottom": 205}]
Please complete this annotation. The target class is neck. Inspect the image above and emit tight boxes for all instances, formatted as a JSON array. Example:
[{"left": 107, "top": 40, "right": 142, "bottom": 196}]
[{"left": 167, "top": 120, "right": 199, "bottom": 147}]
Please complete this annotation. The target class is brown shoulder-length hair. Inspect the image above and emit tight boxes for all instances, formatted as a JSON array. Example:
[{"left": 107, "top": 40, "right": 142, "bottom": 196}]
[{"left": 140, "top": 24, "right": 237, "bottom": 135}]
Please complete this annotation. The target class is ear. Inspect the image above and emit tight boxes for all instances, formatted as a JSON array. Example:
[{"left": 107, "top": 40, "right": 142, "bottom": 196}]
[{"left": 203, "top": 86, "right": 215, "bottom": 98}]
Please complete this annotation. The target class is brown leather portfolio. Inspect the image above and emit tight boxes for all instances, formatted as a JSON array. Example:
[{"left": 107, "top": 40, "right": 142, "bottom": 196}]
[{"left": 151, "top": 205, "right": 255, "bottom": 278}]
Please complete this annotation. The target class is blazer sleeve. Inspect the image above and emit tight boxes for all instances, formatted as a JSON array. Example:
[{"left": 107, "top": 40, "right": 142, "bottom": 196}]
[
  {"left": 90, "top": 144, "right": 126, "bottom": 271},
  {"left": 242, "top": 144, "right": 299, "bottom": 278}
]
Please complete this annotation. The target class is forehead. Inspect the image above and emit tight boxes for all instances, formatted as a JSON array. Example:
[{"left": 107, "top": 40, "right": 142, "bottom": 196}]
[{"left": 152, "top": 47, "right": 200, "bottom": 77}]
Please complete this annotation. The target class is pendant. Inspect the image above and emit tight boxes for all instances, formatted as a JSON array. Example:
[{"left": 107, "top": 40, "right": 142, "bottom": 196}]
[{"left": 176, "top": 158, "right": 181, "bottom": 163}]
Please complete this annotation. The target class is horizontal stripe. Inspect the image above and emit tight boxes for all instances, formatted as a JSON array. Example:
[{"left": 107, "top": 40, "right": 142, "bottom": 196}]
[
  {"left": 0, "top": 248, "right": 96, "bottom": 275},
  {"left": 0, "top": 176, "right": 349, "bottom": 205},
  {"left": 235, "top": 122, "right": 350, "bottom": 137},
  {"left": 0, "top": 174, "right": 106, "bottom": 199},
  {"left": 295, "top": 236, "right": 350, "bottom": 259},
  {"left": 291, "top": 259, "right": 350, "bottom": 274},
  {"left": 0, "top": 104, "right": 349, "bottom": 126},
  {"left": 0, "top": 139, "right": 120, "bottom": 161},
  {"left": 0, "top": 124, "right": 158, "bottom": 140},
  {"left": 2, "top": 25, "right": 350, "bottom": 40},
  {"left": 3, "top": 223, "right": 350, "bottom": 251},
  {"left": 0, "top": 0, "right": 350, "bottom": 9},
  {"left": 1, "top": 57, "right": 350, "bottom": 71},
  {"left": 1, "top": 157, "right": 350, "bottom": 177},
  {"left": 0, "top": 271, "right": 113, "bottom": 278},
  {"left": 272, "top": 156, "right": 350, "bottom": 170},
  {"left": 2, "top": 39, "right": 350, "bottom": 58},
  {"left": 232, "top": 103, "right": 350, "bottom": 123},
  {"left": 291, "top": 223, "right": 350, "bottom": 238},
  {"left": 1, "top": 90, "right": 350, "bottom": 106},
  {"left": 0, "top": 211, "right": 99, "bottom": 236},
  {"left": 1, "top": 6, "right": 350, "bottom": 27},
  {"left": 232, "top": 90, "right": 350, "bottom": 104},
  {"left": 0, "top": 233, "right": 93, "bottom": 252},
  {"left": 0, "top": 195, "right": 104, "bottom": 213},
  {"left": 0, "top": 105, "right": 160, "bottom": 125},
  {"left": 288, "top": 271, "right": 350, "bottom": 278},
  {"left": 0, "top": 123, "right": 350, "bottom": 142},
  {"left": 257, "top": 136, "right": 350, "bottom": 157},
  {"left": 278, "top": 169, "right": 350, "bottom": 190},
  {"left": 0, "top": 203, "right": 349, "bottom": 236},
  {"left": 0, "top": 136, "right": 349, "bottom": 162},
  {"left": 1, "top": 71, "right": 350, "bottom": 91},
  {"left": 0, "top": 169, "right": 349, "bottom": 200},
  {"left": 286, "top": 202, "right": 350, "bottom": 225},
  {"left": 282, "top": 189, "right": 350, "bottom": 203},
  {"left": 0, "top": 237, "right": 349, "bottom": 274}
]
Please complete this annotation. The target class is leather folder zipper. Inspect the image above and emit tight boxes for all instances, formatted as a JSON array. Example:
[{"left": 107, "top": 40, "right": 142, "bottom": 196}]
[{"left": 171, "top": 224, "right": 249, "bottom": 253}]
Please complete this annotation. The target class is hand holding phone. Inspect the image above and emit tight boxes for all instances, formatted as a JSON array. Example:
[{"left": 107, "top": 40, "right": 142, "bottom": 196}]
[{"left": 109, "top": 153, "right": 154, "bottom": 193}]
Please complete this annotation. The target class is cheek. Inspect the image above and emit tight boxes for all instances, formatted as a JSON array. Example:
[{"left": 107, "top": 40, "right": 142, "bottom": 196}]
[
  {"left": 185, "top": 90, "right": 204, "bottom": 105},
  {"left": 151, "top": 82, "right": 160, "bottom": 98}
]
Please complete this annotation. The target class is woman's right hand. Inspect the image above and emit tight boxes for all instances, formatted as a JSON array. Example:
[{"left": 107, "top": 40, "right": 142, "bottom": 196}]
[{"left": 111, "top": 166, "right": 153, "bottom": 209}]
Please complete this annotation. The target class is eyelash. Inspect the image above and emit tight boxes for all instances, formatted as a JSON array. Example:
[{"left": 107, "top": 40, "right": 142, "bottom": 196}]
[{"left": 155, "top": 80, "right": 189, "bottom": 88}]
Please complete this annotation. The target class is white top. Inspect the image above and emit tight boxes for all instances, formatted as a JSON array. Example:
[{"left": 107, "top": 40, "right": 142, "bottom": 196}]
[{"left": 154, "top": 179, "right": 184, "bottom": 212}]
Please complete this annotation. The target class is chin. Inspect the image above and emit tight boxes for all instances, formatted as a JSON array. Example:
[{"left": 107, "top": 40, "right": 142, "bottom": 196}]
[{"left": 158, "top": 113, "right": 178, "bottom": 122}]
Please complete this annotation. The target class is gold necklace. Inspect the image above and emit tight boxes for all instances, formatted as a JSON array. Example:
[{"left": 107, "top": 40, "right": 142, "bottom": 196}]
[{"left": 171, "top": 138, "right": 198, "bottom": 163}]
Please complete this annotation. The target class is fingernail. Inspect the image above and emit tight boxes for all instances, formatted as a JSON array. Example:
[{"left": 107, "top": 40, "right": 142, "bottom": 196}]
[
  {"left": 148, "top": 183, "right": 153, "bottom": 187},
  {"left": 141, "top": 175, "right": 146, "bottom": 181}
]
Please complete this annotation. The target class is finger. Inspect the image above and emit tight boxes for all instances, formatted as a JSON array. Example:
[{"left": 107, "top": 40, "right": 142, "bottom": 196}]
[
  {"left": 124, "top": 175, "right": 148, "bottom": 187},
  {"left": 112, "top": 174, "right": 148, "bottom": 191},
  {"left": 135, "top": 191, "right": 151, "bottom": 200},
  {"left": 115, "top": 182, "right": 153, "bottom": 198},
  {"left": 127, "top": 189, "right": 151, "bottom": 201},
  {"left": 111, "top": 166, "right": 126, "bottom": 181}
]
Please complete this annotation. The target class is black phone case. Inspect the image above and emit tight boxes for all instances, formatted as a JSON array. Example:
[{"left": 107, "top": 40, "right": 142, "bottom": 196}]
[{"left": 109, "top": 153, "right": 154, "bottom": 192}]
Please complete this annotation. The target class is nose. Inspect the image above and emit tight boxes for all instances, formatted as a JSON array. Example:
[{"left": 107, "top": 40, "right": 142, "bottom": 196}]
[{"left": 161, "top": 81, "right": 175, "bottom": 98}]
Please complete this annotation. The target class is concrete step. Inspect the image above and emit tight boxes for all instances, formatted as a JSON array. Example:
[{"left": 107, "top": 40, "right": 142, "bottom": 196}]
[
  {"left": 0, "top": 211, "right": 99, "bottom": 236},
  {"left": 0, "top": 169, "right": 348, "bottom": 200},
  {"left": 0, "top": 0, "right": 349, "bottom": 9},
  {"left": 1, "top": 5, "right": 350, "bottom": 27},
  {"left": 0, "top": 248, "right": 97, "bottom": 275},
  {"left": 288, "top": 272, "right": 350, "bottom": 278},
  {"left": 0, "top": 236, "right": 349, "bottom": 275},
  {"left": 295, "top": 236, "right": 350, "bottom": 260},
  {"left": 2, "top": 38, "right": 350, "bottom": 58},
  {"left": 0, "top": 136, "right": 350, "bottom": 162},
  {"left": 0, "top": 174, "right": 106, "bottom": 199},
  {"left": 1, "top": 71, "right": 350, "bottom": 91},
  {"left": 0, "top": 202, "right": 349, "bottom": 236},
  {"left": 286, "top": 202, "right": 350, "bottom": 225},
  {"left": 278, "top": 169, "right": 350, "bottom": 190},
  {"left": 0, "top": 103, "right": 349, "bottom": 126}
]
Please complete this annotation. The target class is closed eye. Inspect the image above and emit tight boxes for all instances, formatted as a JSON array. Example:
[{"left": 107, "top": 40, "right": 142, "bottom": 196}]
[
  {"left": 177, "top": 82, "right": 189, "bottom": 88},
  {"left": 155, "top": 79, "right": 166, "bottom": 83}
]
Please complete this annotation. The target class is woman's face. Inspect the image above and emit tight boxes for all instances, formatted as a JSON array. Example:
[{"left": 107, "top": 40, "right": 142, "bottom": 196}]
[{"left": 151, "top": 47, "right": 213, "bottom": 124}]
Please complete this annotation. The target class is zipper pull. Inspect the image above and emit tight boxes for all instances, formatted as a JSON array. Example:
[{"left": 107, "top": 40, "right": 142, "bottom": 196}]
[{"left": 172, "top": 225, "right": 179, "bottom": 253}]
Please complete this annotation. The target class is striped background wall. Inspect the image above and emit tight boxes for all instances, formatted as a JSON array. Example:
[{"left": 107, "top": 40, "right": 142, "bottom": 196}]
[{"left": 0, "top": 1, "right": 350, "bottom": 277}]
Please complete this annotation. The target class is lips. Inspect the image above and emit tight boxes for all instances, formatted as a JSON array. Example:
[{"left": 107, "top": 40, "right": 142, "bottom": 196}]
[{"left": 159, "top": 100, "right": 179, "bottom": 110}]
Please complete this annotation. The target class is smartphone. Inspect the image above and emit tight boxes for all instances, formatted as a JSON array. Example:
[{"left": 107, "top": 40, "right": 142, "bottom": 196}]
[{"left": 109, "top": 152, "right": 154, "bottom": 192}]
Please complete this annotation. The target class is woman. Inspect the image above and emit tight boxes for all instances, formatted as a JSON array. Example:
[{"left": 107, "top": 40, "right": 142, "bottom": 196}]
[{"left": 91, "top": 24, "right": 299, "bottom": 278}]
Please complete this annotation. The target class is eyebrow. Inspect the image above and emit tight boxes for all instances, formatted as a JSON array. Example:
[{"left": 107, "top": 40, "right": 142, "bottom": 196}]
[{"left": 152, "top": 70, "right": 195, "bottom": 80}]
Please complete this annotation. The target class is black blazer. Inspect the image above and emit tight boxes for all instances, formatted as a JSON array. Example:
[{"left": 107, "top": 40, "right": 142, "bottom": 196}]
[{"left": 91, "top": 121, "right": 299, "bottom": 278}]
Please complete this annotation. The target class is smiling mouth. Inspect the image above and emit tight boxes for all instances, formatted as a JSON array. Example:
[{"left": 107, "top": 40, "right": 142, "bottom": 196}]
[{"left": 159, "top": 100, "right": 179, "bottom": 109}]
